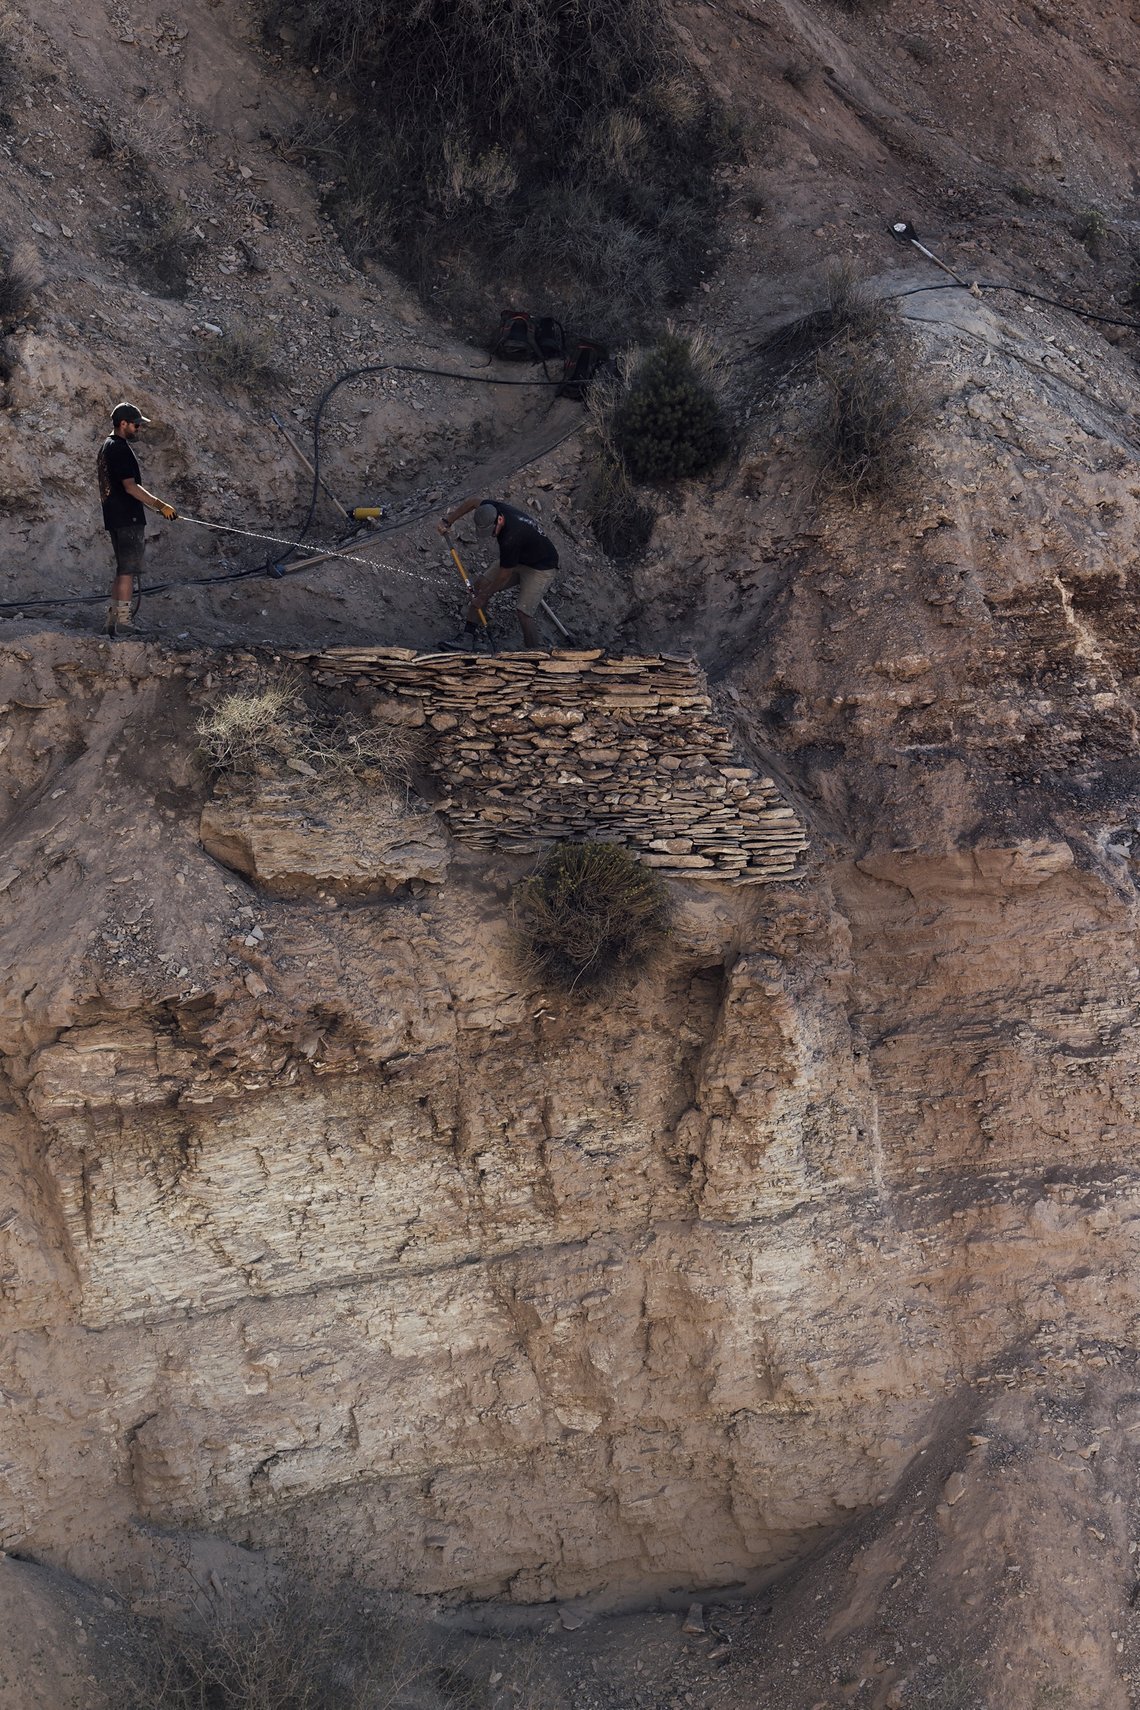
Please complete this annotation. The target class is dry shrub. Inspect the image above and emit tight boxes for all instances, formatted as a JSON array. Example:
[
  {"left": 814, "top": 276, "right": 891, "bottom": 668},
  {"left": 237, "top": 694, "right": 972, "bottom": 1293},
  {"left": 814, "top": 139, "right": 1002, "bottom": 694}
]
[
  {"left": 587, "top": 456, "right": 656, "bottom": 557},
  {"left": 121, "top": 1572, "right": 562, "bottom": 1710},
  {"left": 264, "top": 0, "right": 739, "bottom": 329},
  {"left": 514, "top": 841, "right": 669, "bottom": 990},
  {"left": 814, "top": 330, "right": 926, "bottom": 497},
  {"left": 199, "top": 325, "right": 280, "bottom": 395},
  {"left": 116, "top": 204, "right": 201, "bottom": 299},
  {"left": 750, "top": 261, "right": 888, "bottom": 381},
  {"left": 197, "top": 676, "right": 415, "bottom": 784},
  {"left": 0, "top": 243, "right": 36, "bottom": 328},
  {"left": 125, "top": 1580, "right": 438, "bottom": 1710}
]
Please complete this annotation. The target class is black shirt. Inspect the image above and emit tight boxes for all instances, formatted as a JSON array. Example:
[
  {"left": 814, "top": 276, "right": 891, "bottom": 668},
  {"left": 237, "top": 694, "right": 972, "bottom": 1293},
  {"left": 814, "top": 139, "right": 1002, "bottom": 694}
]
[
  {"left": 98, "top": 434, "right": 145, "bottom": 530},
  {"left": 484, "top": 499, "right": 558, "bottom": 571}
]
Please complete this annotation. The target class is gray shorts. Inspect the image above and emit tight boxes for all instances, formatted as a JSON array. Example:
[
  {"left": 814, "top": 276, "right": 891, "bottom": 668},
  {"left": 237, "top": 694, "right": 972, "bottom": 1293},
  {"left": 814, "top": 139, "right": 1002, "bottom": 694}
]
[
  {"left": 109, "top": 524, "right": 146, "bottom": 579},
  {"left": 515, "top": 565, "right": 556, "bottom": 616}
]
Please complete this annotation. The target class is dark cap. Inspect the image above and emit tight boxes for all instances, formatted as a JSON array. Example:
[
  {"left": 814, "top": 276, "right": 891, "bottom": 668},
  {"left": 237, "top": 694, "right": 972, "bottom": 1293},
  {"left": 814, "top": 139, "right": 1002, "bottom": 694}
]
[
  {"left": 111, "top": 401, "right": 151, "bottom": 426},
  {"left": 473, "top": 501, "right": 499, "bottom": 537}
]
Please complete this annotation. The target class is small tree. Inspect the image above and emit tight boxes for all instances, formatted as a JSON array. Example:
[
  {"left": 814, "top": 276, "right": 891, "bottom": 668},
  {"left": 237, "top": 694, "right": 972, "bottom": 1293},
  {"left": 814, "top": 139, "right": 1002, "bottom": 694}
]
[{"left": 611, "top": 333, "right": 730, "bottom": 482}]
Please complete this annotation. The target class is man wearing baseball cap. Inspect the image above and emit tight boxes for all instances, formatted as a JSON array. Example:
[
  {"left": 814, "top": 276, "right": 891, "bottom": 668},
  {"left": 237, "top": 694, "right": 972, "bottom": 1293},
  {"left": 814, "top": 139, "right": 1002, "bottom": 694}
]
[
  {"left": 436, "top": 495, "right": 559, "bottom": 650},
  {"left": 96, "top": 401, "right": 177, "bottom": 636}
]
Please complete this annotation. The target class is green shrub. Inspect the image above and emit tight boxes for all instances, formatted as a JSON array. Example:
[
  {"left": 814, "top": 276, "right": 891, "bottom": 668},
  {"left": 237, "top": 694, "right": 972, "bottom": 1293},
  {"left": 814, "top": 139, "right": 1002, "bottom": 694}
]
[
  {"left": 611, "top": 333, "right": 729, "bottom": 482},
  {"left": 1075, "top": 207, "right": 1108, "bottom": 256},
  {"left": 514, "top": 841, "right": 669, "bottom": 990},
  {"left": 265, "top": 0, "right": 738, "bottom": 328}
]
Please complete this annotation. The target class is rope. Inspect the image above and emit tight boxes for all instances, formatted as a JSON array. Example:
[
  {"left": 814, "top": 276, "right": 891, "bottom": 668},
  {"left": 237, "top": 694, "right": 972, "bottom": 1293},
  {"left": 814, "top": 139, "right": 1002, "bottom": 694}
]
[{"left": 0, "top": 404, "right": 584, "bottom": 615}]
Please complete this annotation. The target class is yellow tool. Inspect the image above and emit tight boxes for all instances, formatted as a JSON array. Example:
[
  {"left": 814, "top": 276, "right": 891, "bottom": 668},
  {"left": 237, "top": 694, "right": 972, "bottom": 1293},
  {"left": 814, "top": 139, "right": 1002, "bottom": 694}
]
[
  {"left": 444, "top": 531, "right": 489, "bottom": 628},
  {"left": 351, "top": 507, "right": 385, "bottom": 519}
]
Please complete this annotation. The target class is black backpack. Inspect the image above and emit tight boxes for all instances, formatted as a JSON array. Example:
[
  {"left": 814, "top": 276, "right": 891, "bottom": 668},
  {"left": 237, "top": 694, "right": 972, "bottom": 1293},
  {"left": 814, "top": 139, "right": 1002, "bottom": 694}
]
[
  {"left": 557, "top": 338, "right": 609, "bottom": 401},
  {"left": 491, "top": 309, "right": 565, "bottom": 365}
]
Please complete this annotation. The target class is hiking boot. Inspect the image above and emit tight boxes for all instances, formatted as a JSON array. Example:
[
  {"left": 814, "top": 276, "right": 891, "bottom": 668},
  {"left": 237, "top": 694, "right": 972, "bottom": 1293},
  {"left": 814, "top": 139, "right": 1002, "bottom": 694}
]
[{"left": 104, "top": 600, "right": 133, "bottom": 637}]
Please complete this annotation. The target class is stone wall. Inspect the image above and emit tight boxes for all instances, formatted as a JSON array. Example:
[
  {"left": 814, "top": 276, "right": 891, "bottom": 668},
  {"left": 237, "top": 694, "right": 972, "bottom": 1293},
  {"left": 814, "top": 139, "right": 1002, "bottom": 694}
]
[{"left": 303, "top": 648, "right": 807, "bottom": 882}]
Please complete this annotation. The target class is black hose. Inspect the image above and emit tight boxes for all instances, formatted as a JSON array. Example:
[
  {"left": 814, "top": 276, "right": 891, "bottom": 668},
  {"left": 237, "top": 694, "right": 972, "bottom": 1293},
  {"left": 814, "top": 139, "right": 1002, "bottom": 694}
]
[{"left": 0, "top": 359, "right": 576, "bottom": 615}]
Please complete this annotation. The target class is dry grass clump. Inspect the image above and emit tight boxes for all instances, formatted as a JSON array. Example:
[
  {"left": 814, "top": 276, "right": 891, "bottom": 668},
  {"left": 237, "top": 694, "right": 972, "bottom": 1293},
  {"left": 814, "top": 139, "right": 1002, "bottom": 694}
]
[
  {"left": 264, "top": 0, "right": 738, "bottom": 328},
  {"left": 813, "top": 330, "right": 926, "bottom": 497},
  {"left": 199, "top": 325, "right": 280, "bottom": 395},
  {"left": 514, "top": 840, "right": 670, "bottom": 991},
  {"left": 586, "top": 457, "right": 656, "bottom": 558},
  {"left": 197, "top": 676, "right": 415, "bottom": 784},
  {"left": 0, "top": 243, "right": 36, "bottom": 327},
  {"left": 750, "top": 261, "right": 889, "bottom": 380}
]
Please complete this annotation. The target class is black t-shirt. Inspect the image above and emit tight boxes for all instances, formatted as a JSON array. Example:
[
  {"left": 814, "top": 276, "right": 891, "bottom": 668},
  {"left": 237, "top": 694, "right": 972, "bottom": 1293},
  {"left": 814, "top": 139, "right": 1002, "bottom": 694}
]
[
  {"left": 97, "top": 434, "right": 145, "bottom": 530},
  {"left": 484, "top": 498, "right": 558, "bottom": 571}
]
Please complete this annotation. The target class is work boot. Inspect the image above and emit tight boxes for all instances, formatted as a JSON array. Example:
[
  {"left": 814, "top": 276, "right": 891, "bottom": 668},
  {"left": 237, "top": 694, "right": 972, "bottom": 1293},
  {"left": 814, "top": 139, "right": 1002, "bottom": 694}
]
[
  {"left": 104, "top": 600, "right": 133, "bottom": 637},
  {"left": 438, "top": 625, "right": 491, "bottom": 653}
]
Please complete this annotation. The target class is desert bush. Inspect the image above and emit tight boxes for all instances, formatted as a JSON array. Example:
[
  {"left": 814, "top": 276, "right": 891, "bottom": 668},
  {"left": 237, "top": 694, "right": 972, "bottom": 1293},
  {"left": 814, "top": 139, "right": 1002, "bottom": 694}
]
[
  {"left": 122, "top": 1570, "right": 563, "bottom": 1710},
  {"left": 813, "top": 329, "right": 925, "bottom": 497},
  {"left": 587, "top": 456, "right": 656, "bottom": 557},
  {"left": 902, "top": 33, "right": 937, "bottom": 63},
  {"left": 514, "top": 840, "right": 669, "bottom": 990},
  {"left": 264, "top": 0, "right": 737, "bottom": 328},
  {"left": 116, "top": 203, "right": 201, "bottom": 299},
  {"left": 0, "top": 244, "right": 36, "bottom": 328},
  {"left": 199, "top": 324, "right": 280, "bottom": 395},
  {"left": 610, "top": 332, "right": 730, "bottom": 482},
  {"left": 1075, "top": 207, "right": 1108, "bottom": 256},
  {"left": 751, "top": 261, "right": 888, "bottom": 381},
  {"left": 123, "top": 1577, "right": 437, "bottom": 1710},
  {"left": 197, "top": 676, "right": 415, "bottom": 783}
]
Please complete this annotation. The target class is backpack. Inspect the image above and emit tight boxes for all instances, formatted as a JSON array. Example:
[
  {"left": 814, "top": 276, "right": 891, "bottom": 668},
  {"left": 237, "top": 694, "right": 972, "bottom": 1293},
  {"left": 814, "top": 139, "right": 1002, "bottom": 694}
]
[
  {"left": 557, "top": 338, "right": 609, "bottom": 401},
  {"left": 491, "top": 310, "right": 565, "bottom": 365}
]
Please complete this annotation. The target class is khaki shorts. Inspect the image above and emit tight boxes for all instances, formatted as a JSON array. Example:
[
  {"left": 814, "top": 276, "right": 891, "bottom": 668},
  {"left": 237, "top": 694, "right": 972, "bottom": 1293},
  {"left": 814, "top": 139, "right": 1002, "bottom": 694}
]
[{"left": 515, "top": 565, "right": 556, "bottom": 616}]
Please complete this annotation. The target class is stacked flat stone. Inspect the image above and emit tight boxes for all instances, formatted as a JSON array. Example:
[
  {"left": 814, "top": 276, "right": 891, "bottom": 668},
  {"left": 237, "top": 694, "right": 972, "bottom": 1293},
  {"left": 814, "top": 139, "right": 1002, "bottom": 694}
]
[{"left": 301, "top": 648, "right": 807, "bottom": 883}]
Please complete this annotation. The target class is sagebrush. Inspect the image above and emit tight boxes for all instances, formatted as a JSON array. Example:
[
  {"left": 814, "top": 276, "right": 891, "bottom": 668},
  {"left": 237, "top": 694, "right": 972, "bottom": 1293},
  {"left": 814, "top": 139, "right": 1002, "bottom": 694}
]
[
  {"left": 265, "top": 0, "right": 738, "bottom": 328},
  {"left": 514, "top": 840, "right": 669, "bottom": 990}
]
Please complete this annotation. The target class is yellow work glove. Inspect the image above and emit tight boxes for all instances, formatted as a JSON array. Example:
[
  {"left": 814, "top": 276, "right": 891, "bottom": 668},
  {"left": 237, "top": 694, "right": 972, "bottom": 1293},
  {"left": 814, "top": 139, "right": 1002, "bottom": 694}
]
[{"left": 158, "top": 503, "right": 177, "bottom": 520}]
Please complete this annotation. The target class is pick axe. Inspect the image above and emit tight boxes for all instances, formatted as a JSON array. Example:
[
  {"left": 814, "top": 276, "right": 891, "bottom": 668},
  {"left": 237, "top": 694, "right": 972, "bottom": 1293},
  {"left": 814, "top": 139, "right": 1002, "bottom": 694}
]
[{"left": 442, "top": 530, "right": 490, "bottom": 630}]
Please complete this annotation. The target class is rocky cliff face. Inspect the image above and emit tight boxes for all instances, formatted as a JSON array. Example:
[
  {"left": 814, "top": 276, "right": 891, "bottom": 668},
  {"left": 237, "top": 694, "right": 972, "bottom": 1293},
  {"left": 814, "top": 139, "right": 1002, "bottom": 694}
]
[{"left": 3, "top": 0, "right": 1140, "bottom": 1700}]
